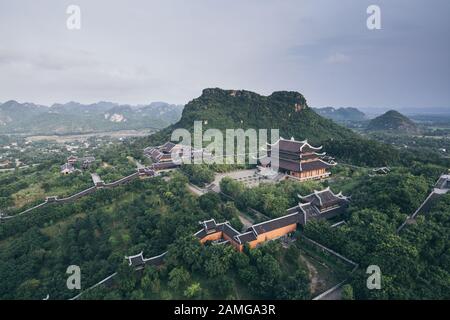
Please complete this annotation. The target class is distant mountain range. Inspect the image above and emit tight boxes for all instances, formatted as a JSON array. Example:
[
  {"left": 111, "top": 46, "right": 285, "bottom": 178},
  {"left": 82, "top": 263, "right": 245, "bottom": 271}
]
[
  {"left": 366, "top": 110, "right": 419, "bottom": 134},
  {"left": 312, "top": 107, "right": 366, "bottom": 122},
  {"left": 0, "top": 100, "right": 184, "bottom": 135}
]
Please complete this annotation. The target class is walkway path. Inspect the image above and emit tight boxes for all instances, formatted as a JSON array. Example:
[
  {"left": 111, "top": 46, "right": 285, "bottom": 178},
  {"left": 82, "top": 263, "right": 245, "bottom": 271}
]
[
  {"left": 237, "top": 211, "right": 254, "bottom": 230},
  {"left": 187, "top": 183, "right": 206, "bottom": 196},
  {"left": 1, "top": 171, "right": 145, "bottom": 221},
  {"left": 299, "top": 254, "right": 320, "bottom": 295},
  {"left": 397, "top": 174, "right": 449, "bottom": 233}
]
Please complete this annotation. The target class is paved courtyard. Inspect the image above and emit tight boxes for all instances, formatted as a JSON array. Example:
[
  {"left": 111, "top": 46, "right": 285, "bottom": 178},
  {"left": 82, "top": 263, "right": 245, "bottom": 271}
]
[{"left": 210, "top": 169, "right": 270, "bottom": 192}]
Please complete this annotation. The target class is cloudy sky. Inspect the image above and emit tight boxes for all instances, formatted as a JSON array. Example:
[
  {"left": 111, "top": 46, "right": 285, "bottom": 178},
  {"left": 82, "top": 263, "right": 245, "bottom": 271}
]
[{"left": 0, "top": 0, "right": 449, "bottom": 111}]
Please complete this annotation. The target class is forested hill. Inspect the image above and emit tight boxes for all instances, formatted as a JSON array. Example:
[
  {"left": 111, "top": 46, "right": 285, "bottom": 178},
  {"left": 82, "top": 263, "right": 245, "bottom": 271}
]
[
  {"left": 367, "top": 110, "right": 419, "bottom": 134},
  {"left": 312, "top": 107, "right": 366, "bottom": 122},
  {"left": 172, "top": 88, "right": 357, "bottom": 144},
  {"left": 139, "top": 88, "right": 400, "bottom": 166}
]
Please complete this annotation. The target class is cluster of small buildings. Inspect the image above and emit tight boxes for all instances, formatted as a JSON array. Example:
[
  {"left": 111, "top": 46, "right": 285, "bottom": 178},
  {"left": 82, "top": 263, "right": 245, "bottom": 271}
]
[
  {"left": 61, "top": 155, "right": 96, "bottom": 174},
  {"left": 144, "top": 142, "right": 211, "bottom": 170},
  {"left": 258, "top": 137, "right": 336, "bottom": 181},
  {"left": 0, "top": 141, "right": 29, "bottom": 168},
  {"left": 196, "top": 187, "right": 350, "bottom": 252},
  {"left": 0, "top": 159, "right": 11, "bottom": 168}
]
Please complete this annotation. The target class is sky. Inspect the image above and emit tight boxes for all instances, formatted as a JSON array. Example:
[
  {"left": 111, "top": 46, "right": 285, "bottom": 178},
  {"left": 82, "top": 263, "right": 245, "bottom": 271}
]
[{"left": 0, "top": 0, "right": 449, "bottom": 111}]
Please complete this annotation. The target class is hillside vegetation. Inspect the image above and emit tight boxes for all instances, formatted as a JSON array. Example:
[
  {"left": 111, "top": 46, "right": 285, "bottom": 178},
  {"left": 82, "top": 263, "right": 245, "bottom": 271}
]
[
  {"left": 140, "top": 88, "right": 400, "bottom": 166},
  {"left": 367, "top": 110, "right": 419, "bottom": 134},
  {"left": 312, "top": 107, "right": 366, "bottom": 122}
]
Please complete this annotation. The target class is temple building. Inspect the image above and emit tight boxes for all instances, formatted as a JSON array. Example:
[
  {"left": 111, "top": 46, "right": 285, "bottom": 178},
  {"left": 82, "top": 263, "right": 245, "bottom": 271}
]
[
  {"left": 144, "top": 142, "right": 179, "bottom": 164},
  {"left": 288, "top": 187, "right": 350, "bottom": 221},
  {"left": 60, "top": 163, "right": 75, "bottom": 175},
  {"left": 259, "top": 137, "right": 335, "bottom": 181},
  {"left": 137, "top": 167, "right": 156, "bottom": 178},
  {"left": 66, "top": 155, "right": 96, "bottom": 170},
  {"left": 196, "top": 188, "right": 349, "bottom": 252},
  {"left": 144, "top": 141, "right": 211, "bottom": 170},
  {"left": 67, "top": 155, "right": 78, "bottom": 165}
]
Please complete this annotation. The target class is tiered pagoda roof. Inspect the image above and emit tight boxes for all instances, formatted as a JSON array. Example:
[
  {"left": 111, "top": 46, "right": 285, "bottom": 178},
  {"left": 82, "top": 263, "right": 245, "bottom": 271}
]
[
  {"left": 261, "top": 137, "right": 335, "bottom": 173},
  {"left": 268, "top": 137, "right": 323, "bottom": 154},
  {"left": 285, "top": 187, "right": 350, "bottom": 220},
  {"left": 298, "top": 187, "right": 350, "bottom": 208}
]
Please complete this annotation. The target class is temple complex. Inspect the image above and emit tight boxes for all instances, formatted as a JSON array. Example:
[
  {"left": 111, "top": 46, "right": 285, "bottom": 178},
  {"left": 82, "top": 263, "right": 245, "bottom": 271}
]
[
  {"left": 144, "top": 141, "right": 211, "bottom": 170},
  {"left": 196, "top": 188, "right": 350, "bottom": 252}
]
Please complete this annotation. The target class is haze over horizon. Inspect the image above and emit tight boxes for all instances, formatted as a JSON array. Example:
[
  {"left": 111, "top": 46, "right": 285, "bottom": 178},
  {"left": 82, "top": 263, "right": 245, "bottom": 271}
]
[{"left": 1, "top": 0, "right": 449, "bottom": 110}]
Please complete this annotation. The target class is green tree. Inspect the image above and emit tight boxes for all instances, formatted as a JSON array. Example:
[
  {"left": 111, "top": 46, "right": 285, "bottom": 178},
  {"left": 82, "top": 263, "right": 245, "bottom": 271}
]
[
  {"left": 184, "top": 282, "right": 202, "bottom": 299},
  {"left": 168, "top": 267, "right": 191, "bottom": 291},
  {"left": 341, "top": 284, "right": 354, "bottom": 300}
]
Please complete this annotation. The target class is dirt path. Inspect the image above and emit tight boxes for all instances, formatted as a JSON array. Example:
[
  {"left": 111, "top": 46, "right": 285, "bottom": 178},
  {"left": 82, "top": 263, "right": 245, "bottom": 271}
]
[
  {"left": 320, "top": 287, "right": 343, "bottom": 300},
  {"left": 187, "top": 183, "right": 206, "bottom": 196},
  {"left": 299, "top": 254, "right": 320, "bottom": 295},
  {"left": 237, "top": 213, "right": 254, "bottom": 230}
]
